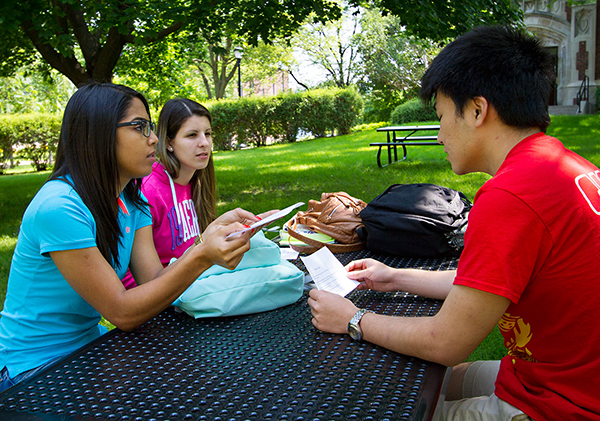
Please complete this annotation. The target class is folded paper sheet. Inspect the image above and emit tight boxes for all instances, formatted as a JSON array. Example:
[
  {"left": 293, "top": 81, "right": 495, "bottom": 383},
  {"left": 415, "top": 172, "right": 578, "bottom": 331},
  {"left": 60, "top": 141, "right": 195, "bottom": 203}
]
[
  {"left": 227, "top": 202, "right": 305, "bottom": 239},
  {"left": 300, "top": 247, "right": 359, "bottom": 296}
]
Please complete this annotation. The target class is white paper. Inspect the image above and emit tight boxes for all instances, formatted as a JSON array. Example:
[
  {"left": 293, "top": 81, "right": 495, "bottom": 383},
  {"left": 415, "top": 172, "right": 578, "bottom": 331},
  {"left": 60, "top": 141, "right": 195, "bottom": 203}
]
[
  {"left": 226, "top": 202, "right": 304, "bottom": 239},
  {"left": 280, "top": 247, "right": 299, "bottom": 260},
  {"left": 300, "top": 247, "right": 359, "bottom": 296}
]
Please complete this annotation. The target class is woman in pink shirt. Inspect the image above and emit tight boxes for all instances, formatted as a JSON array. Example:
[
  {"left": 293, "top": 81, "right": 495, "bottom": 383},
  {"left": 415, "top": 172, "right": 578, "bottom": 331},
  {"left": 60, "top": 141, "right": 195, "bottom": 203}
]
[
  {"left": 122, "top": 99, "right": 215, "bottom": 288},
  {"left": 122, "top": 98, "right": 271, "bottom": 289}
]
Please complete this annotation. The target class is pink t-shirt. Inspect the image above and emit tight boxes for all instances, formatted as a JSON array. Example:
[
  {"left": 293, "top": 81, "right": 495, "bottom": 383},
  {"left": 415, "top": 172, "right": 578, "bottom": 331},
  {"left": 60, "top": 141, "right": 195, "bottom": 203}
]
[
  {"left": 121, "top": 162, "right": 200, "bottom": 289},
  {"left": 455, "top": 133, "right": 600, "bottom": 420}
]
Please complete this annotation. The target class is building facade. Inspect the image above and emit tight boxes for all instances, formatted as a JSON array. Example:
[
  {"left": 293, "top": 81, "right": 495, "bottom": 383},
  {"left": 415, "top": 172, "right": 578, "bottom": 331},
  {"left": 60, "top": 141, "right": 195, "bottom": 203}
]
[
  {"left": 243, "top": 71, "right": 289, "bottom": 98},
  {"left": 523, "top": 0, "right": 598, "bottom": 113}
]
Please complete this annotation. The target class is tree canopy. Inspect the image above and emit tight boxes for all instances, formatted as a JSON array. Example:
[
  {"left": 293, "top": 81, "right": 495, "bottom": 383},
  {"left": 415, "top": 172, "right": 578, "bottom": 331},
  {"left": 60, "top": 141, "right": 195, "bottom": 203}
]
[
  {"left": 0, "top": 0, "right": 523, "bottom": 90},
  {"left": 293, "top": 4, "right": 362, "bottom": 88},
  {"left": 0, "top": 0, "right": 341, "bottom": 86},
  {"left": 356, "top": 8, "right": 441, "bottom": 121},
  {"left": 363, "top": 0, "right": 523, "bottom": 41}
]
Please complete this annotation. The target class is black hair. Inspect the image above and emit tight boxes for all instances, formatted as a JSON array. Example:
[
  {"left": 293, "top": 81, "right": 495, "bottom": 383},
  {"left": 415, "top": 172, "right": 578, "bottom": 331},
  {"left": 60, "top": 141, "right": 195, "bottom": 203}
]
[
  {"left": 50, "top": 82, "right": 150, "bottom": 269},
  {"left": 420, "top": 25, "right": 554, "bottom": 132}
]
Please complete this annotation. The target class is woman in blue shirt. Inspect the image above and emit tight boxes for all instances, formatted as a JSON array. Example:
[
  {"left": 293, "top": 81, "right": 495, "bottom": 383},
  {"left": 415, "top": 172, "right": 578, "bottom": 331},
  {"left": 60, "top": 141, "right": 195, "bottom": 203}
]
[{"left": 0, "top": 83, "right": 257, "bottom": 392}]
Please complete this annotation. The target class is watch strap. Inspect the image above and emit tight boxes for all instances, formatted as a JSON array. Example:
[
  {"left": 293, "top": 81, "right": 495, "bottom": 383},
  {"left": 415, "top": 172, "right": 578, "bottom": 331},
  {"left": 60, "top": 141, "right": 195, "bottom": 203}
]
[{"left": 348, "top": 308, "right": 372, "bottom": 341}]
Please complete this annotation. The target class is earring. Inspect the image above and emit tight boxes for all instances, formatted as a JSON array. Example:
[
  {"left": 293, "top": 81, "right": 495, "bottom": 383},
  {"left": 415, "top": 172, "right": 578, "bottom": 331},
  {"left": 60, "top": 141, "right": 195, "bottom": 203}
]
[{"left": 168, "top": 147, "right": 173, "bottom": 152}]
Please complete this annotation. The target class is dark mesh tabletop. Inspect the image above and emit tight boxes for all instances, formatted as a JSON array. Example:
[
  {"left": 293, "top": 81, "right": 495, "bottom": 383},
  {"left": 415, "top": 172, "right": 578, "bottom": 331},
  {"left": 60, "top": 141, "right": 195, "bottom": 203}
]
[{"left": 0, "top": 250, "right": 458, "bottom": 421}]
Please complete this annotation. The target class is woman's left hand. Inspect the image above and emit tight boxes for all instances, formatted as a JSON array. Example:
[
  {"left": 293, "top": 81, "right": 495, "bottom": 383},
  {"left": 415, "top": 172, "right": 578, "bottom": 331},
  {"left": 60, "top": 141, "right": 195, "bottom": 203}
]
[
  {"left": 256, "top": 209, "right": 279, "bottom": 221},
  {"left": 199, "top": 222, "right": 252, "bottom": 270},
  {"left": 218, "top": 207, "right": 261, "bottom": 226},
  {"left": 307, "top": 289, "right": 358, "bottom": 334},
  {"left": 201, "top": 208, "right": 259, "bottom": 239}
]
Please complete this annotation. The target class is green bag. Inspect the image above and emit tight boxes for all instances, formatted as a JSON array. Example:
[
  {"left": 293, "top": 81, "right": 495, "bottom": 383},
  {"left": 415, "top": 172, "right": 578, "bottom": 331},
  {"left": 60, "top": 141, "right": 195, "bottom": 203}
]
[{"left": 172, "top": 231, "right": 305, "bottom": 318}]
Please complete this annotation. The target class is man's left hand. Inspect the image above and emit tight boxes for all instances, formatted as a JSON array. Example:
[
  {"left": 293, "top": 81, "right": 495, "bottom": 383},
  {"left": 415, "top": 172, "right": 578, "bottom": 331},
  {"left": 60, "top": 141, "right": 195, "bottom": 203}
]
[{"left": 307, "top": 289, "right": 358, "bottom": 334}]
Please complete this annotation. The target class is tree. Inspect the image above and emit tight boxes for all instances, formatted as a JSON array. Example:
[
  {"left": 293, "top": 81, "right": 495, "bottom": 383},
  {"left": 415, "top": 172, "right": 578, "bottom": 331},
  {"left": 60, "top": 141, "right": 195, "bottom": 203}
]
[
  {"left": 356, "top": 0, "right": 523, "bottom": 41},
  {"left": 113, "top": 35, "right": 205, "bottom": 109},
  {"left": 293, "top": 3, "right": 362, "bottom": 88},
  {"left": 0, "top": 0, "right": 342, "bottom": 86},
  {"left": 121, "top": 32, "right": 294, "bottom": 102},
  {"left": 238, "top": 42, "right": 294, "bottom": 96},
  {"left": 0, "top": 68, "right": 75, "bottom": 114},
  {"left": 357, "top": 8, "right": 440, "bottom": 121},
  {"left": 291, "top": 0, "right": 522, "bottom": 90},
  {"left": 193, "top": 37, "right": 240, "bottom": 100}
]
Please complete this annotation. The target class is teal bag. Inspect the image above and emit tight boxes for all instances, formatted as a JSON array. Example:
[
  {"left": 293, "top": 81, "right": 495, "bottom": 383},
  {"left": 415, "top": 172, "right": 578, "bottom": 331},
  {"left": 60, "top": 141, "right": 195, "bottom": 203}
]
[{"left": 172, "top": 231, "right": 305, "bottom": 318}]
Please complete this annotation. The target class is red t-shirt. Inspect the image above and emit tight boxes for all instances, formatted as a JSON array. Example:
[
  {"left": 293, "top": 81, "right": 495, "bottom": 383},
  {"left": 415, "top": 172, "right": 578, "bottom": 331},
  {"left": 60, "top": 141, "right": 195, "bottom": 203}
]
[{"left": 454, "top": 133, "right": 600, "bottom": 420}]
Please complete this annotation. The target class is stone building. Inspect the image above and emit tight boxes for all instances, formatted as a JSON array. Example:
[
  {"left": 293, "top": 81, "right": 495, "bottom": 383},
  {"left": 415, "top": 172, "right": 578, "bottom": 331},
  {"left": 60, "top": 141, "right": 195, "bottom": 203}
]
[{"left": 523, "top": 0, "right": 598, "bottom": 114}]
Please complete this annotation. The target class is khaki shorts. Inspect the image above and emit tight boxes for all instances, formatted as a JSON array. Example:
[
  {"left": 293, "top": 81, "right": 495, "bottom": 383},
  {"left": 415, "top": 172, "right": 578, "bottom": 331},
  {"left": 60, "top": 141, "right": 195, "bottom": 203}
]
[{"left": 440, "top": 361, "right": 532, "bottom": 421}]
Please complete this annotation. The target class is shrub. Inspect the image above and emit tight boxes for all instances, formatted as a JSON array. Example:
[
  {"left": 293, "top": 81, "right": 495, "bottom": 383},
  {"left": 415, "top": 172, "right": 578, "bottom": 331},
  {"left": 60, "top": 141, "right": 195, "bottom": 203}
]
[
  {"left": 206, "top": 100, "right": 237, "bottom": 151},
  {"left": 0, "top": 121, "right": 14, "bottom": 173},
  {"left": 271, "top": 92, "right": 304, "bottom": 143},
  {"left": 0, "top": 114, "right": 61, "bottom": 171},
  {"left": 333, "top": 87, "right": 364, "bottom": 135},
  {"left": 390, "top": 97, "right": 438, "bottom": 125},
  {"left": 361, "top": 89, "right": 406, "bottom": 124},
  {"left": 234, "top": 97, "right": 279, "bottom": 147},
  {"left": 208, "top": 98, "right": 280, "bottom": 149},
  {"left": 300, "top": 89, "right": 336, "bottom": 138},
  {"left": 206, "top": 87, "right": 364, "bottom": 150}
]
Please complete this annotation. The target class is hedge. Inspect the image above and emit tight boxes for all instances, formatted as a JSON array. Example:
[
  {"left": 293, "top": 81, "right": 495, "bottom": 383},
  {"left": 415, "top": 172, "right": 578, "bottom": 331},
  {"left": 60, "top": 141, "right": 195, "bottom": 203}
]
[
  {"left": 0, "top": 114, "right": 61, "bottom": 172},
  {"left": 208, "top": 96, "right": 280, "bottom": 150},
  {"left": 206, "top": 87, "right": 364, "bottom": 149},
  {"left": 333, "top": 87, "right": 364, "bottom": 135},
  {"left": 0, "top": 87, "right": 364, "bottom": 161},
  {"left": 390, "top": 97, "right": 438, "bottom": 125}
]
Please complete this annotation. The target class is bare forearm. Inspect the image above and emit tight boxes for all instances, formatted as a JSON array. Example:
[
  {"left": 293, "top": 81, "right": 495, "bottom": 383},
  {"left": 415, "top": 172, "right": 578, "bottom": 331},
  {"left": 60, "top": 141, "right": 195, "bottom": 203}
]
[
  {"left": 392, "top": 268, "right": 456, "bottom": 300},
  {"left": 114, "top": 246, "right": 213, "bottom": 329},
  {"left": 356, "top": 285, "right": 509, "bottom": 366},
  {"left": 359, "top": 312, "right": 466, "bottom": 366}
]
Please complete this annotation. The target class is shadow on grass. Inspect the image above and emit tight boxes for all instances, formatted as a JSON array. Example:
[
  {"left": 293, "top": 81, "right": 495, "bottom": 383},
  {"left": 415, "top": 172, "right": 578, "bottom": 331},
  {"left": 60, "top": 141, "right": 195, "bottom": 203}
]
[
  {"left": 0, "top": 172, "right": 50, "bottom": 237},
  {"left": 0, "top": 236, "right": 17, "bottom": 310}
]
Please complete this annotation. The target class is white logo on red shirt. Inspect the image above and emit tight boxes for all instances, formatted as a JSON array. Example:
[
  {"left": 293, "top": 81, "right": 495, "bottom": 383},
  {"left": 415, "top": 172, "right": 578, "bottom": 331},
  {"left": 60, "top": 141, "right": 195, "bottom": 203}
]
[{"left": 575, "top": 170, "right": 600, "bottom": 215}]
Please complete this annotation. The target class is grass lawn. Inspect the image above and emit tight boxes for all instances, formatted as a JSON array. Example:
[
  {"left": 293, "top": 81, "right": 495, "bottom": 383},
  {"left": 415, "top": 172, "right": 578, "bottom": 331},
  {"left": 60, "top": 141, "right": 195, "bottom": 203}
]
[{"left": 0, "top": 114, "right": 598, "bottom": 363}]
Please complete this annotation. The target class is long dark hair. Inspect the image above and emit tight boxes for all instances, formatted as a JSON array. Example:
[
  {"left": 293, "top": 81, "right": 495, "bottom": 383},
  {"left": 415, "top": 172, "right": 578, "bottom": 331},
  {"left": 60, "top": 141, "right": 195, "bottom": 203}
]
[
  {"left": 156, "top": 98, "right": 217, "bottom": 231},
  {"left": 50, "top": 82, "right": 150, "bottom": 269}
]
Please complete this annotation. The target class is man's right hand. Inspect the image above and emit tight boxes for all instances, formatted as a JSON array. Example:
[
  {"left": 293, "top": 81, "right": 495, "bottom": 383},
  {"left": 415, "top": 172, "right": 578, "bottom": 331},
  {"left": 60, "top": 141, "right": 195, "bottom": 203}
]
[{"left": 345, "top": 258, "right": 398, "bottom": 291}]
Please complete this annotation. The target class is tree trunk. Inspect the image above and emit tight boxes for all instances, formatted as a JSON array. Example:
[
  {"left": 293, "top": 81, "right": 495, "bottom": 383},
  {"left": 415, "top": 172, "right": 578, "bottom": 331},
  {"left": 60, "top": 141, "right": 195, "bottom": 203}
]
[
  {"left": 20, "top": 2, "right": 182, "bottom": 87},
  {"left": 207, "top": 39, "right": 239, "bottom": 99}
]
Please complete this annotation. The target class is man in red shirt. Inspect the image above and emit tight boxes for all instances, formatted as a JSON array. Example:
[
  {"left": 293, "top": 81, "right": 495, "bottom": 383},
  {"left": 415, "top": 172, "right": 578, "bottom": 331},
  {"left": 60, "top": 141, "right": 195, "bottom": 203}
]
[{"left": 308, "top": 25, "right": 600, "bottom": 421}]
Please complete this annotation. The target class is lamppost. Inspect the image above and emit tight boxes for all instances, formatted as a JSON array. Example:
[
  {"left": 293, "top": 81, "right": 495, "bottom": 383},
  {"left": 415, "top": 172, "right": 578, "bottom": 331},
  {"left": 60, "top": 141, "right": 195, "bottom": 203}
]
[{"left": 234, "top": 47, "right": 243, "bottom": 98}]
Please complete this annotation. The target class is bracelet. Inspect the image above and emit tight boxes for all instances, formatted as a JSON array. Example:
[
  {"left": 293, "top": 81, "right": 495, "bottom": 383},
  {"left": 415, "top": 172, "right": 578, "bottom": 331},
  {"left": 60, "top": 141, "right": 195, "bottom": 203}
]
[{"left": 194, "top": 234, "right": 203, "bottom": 245}]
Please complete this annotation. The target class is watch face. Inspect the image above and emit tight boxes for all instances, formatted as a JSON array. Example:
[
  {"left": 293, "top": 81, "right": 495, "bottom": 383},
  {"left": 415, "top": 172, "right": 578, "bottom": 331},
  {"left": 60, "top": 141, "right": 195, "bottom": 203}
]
[{"left": 348, "top": 323, "right": 361, "bottom": 341}]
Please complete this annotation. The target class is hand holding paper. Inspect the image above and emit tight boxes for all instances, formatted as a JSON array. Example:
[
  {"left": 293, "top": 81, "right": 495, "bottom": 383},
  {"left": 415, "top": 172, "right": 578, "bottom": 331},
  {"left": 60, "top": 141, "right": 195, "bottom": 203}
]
[
  {"left": 301, "top": 247, "right": 359, "bottom": 296},
  {"left": 226, "top": 202, "right": 304, "bottom": 239}
]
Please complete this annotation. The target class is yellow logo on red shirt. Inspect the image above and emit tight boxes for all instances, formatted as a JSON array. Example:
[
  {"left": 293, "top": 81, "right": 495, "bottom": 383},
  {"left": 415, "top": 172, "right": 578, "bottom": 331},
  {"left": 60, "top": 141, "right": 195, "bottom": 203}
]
[{"left": 498, "top": 313, "right": 537, "bottom": 362}]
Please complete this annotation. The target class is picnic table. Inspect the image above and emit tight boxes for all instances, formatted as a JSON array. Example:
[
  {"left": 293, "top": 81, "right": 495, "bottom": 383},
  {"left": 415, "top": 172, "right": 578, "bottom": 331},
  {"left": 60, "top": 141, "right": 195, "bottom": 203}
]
[
  {"left": 372, "top": 125, "right": 441, "bottom": 167},
  {"left": 0, "top": 249, "right": 457, "bottom": 421}
]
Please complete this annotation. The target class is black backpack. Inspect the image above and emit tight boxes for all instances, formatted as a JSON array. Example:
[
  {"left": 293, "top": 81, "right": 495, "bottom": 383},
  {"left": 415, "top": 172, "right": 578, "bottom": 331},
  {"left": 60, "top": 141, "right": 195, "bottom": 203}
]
[{"left": 357, "top": 184, "right": 472, "bottom": 257}]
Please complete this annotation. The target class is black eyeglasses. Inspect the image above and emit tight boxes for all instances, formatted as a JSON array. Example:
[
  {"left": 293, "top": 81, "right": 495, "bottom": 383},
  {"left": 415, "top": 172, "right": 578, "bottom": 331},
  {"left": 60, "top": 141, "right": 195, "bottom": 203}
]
[{"left": 117, "top": 119, "right": 156, "bottom": 138}]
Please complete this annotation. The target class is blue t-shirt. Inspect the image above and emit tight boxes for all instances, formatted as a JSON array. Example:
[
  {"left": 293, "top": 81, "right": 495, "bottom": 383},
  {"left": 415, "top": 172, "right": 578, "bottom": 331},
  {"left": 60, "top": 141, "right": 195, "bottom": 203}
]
[{"left": 0, "top": 178, "right": 151, "bottom": 377}]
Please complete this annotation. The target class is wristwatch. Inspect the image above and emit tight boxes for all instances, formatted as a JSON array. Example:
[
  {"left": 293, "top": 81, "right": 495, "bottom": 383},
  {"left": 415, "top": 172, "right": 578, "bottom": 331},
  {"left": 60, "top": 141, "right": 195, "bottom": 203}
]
[{"left": 348, "top": 308, "right": 372, "bottom": 341}]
